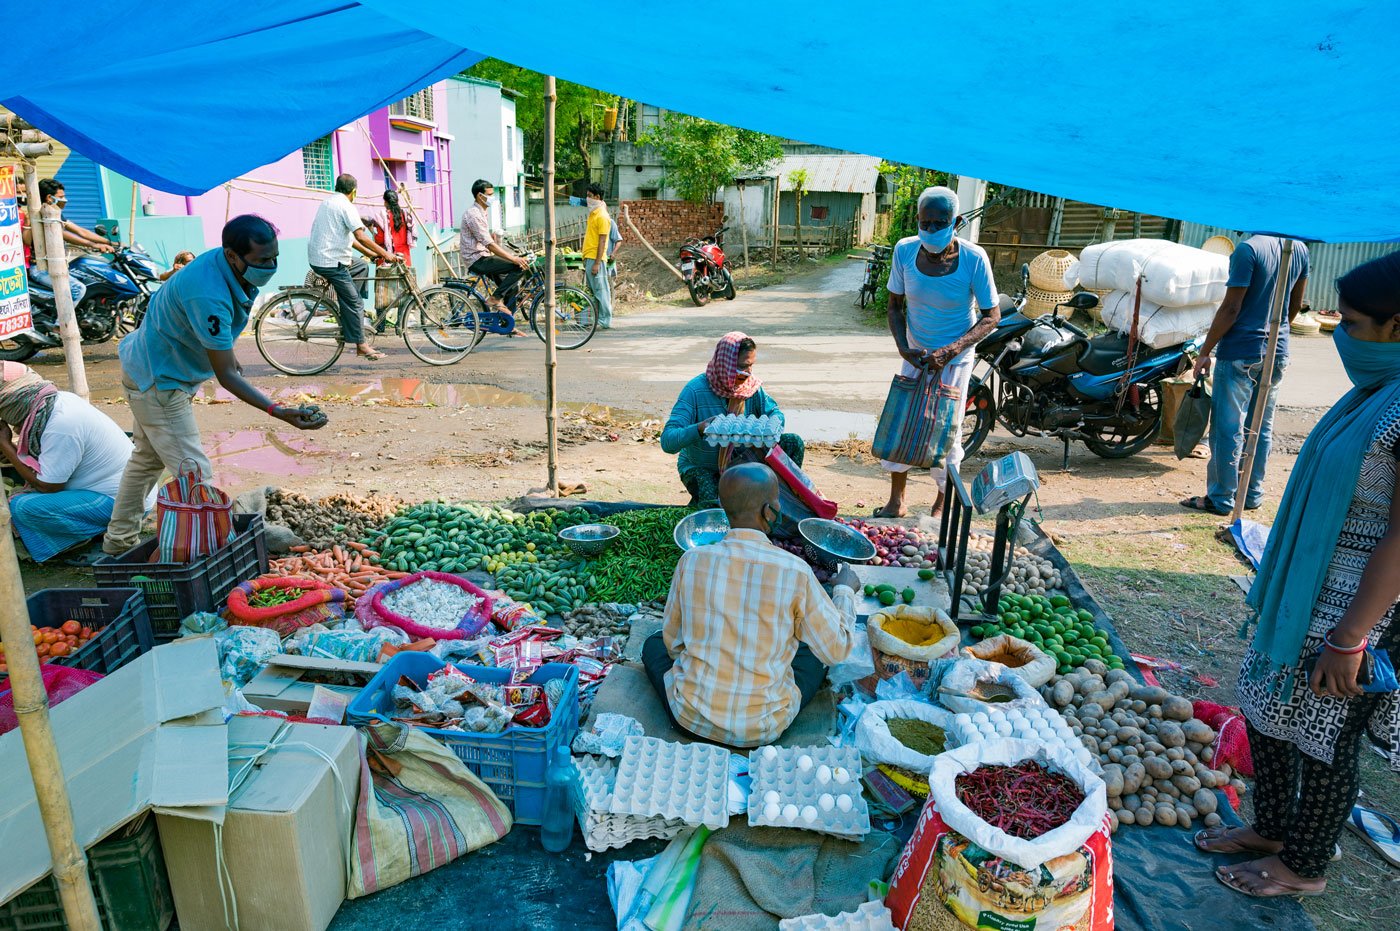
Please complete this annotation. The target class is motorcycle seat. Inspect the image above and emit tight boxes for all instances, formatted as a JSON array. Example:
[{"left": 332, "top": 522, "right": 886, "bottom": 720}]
[{"left": 1077, "top": 332, "right": 1132, "bottom": 376}]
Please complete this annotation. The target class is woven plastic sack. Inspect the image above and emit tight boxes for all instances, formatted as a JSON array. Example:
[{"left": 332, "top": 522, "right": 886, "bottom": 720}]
[
  {"left": 1069, "top": 239, "right": 1229, "bottom": 307},
  {"left": 349, "top": 721, "right": 512, "bottom": 897},
  {"left": 1174, "top": 377, "right": 1212, "bottom": 460},
  {"left": 961, "top": 634, "right": 1057, "bottom": 688},
  {"left": 363, "top": 571, "right": 494, "bottom": 641},
  {"left": 0, "top": 665, "right": 104, "bottom": 736},
  {"left": 227, "top": 577, "right": 346, "bottom": 638},
  {"left": 1098, "top": 289, "right": 1217, "bottom": 348}
]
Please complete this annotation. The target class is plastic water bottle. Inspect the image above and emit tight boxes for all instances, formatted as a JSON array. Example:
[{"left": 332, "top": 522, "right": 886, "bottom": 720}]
[
  {"left": 929, "top": 385, "right": 962, "bottom": 467},
  {"left": 540, "top": 746, "right": 577, "bottom": 852}
]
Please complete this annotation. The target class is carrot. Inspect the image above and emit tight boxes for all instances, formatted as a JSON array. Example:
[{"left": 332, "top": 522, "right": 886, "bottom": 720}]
[
  {"left": 347, "top": 541, "right": 367, "bottom": 552},
  {"left": 385, "top": 571, "right": 410, "bottom": 579},
  {"left": 289, "top": 545, "right": 311, "bottom": 553}
]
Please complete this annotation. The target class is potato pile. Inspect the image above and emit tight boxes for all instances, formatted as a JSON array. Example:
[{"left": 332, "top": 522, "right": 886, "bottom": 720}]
[
  {"left": 267, "top": 490, "right": 402, "bottom": 550},
  {"left": 965, "top": 537, "right": 1063, "bottom": 597},
  {"left": 1040, "top": 660, "right": 1245, "bottom": 832}
]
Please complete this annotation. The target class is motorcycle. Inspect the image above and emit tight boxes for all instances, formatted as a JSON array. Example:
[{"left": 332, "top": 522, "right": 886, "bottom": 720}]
[
  {"left": 0, "top": 244, "right": 161, "bottom": 362},
  {"left": 961, "top": 264, "right": 1198, "bottom": 467},
  {"left": 678, "top": 227, "right": 735, "bottom": 307}
]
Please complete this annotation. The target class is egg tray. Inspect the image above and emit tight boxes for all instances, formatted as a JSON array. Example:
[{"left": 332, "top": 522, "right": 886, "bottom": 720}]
[
  {"left": 608, "top": 736, "right": 731, "bottom": 830},
  {"left": 778, "top": 901, "right": 896, "bottom": 931},
  {"left": 704, "top": 414, "right": 782, "bottom": 448},
  {"left": 747, "top": 745, "right": 870, "bottom": 839},
  {"left": 948, "top": 705, "right": 1099, "bottom": 771},
  {"left": 573, "top": 755, "right": 687, "bottom": 852}
]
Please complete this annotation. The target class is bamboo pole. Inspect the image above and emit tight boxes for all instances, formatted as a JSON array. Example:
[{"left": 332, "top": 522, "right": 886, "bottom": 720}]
[
  {"left": 357, "top": 123, "right": 453, "bottom": 278},
  {"left": 38, "top": 205, "right": 89, "bottom": 399},
  {"left": 544, "top": 75, "right": 559, "bottom": 497},
  {"left": 770, "top": 176, "right": 780, "bottom": 267},
  {"left": 127, "top": 181, "right": 137, "bottom": 246},
  {"left": 0, "top": 498, "right": 102, "bottom": 930},
  {"left": 1230, "top": 239, "right": 1294, "bottom": 525},
  {"left": 620, "top": 205, "right": 684, "bottom": 282},
  {"left": 22, "top": 163, "right": 45, "bottom": 270}
]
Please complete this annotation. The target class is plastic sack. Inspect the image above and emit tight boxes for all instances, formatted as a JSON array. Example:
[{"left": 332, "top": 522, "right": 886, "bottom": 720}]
[
  {"left": 285, "top": 623, "right": 407, "bottom": 664},
  {"left": 1098, "top": 289, "right": 1217, "bottom": 349},
  {"left": 961, "top": 634, "right": 1057, "bottom": 688},
  {"left": 349, "top": 721, "right": 512, "bottom": 897},
  {"left": 1067, "top": 238, "right": 1229, "bottom": 307},
  {"left": 214, "top": 625, "right": 282, "bottom": 687},
  {"left": 854, "top": 699, "right": 953, "bottom": 773},
  {"left": 936, "top": 659, "right": 1045, "bottom": 715},
  {"left": 1174, "top": 377, "right": 1212, "bottom": 460},
  {"left": 886, "top": 739, "right": 1112, "bottom": 931},
  {"left": 364, "top": 571, "right": 494, "bottom": 641},
  {"left": 0, "top": 665, "right": 104, "bottom": 736},
  {"left": 227, "top": 577, "right": 346, "bottom": 638},
  {"left": 864, "top": 605, "right": 959, "bottom": 692}
]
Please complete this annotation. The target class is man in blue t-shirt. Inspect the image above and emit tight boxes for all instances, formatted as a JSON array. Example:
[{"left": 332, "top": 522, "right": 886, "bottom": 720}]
[
  {"left": 1182, "top": 235, "right": 1309, "bottom": 515},
  {"left": 102, "top": 215, "right": 328, "bottom": 554}
]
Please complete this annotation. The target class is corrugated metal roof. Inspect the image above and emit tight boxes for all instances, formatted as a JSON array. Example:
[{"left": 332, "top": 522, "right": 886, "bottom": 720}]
[{"left": 739, "top": 154, "right": 881, "bottom": 194}]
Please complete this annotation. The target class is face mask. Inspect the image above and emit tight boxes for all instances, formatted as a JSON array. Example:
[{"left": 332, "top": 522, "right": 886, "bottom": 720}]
[
  {"left": 480, "top": 194, "right": 495, "bottom": 208},
  {"left": 918, "top": 224, "right": 955, "bottom": 253},
  {"left": 240, "top": 257, "right": 277, "bottom": 287},
  {"left": 1333, "top": 324, "right": 1400, "bottom": 390},
  {"left": 586, "top": 197, "right": 604, "bottom": 211}
]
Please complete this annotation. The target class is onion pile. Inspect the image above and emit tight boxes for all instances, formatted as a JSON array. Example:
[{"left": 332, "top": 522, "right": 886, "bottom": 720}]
[{"left": 840, "top": 519, "right": 938, "bottom": 568}]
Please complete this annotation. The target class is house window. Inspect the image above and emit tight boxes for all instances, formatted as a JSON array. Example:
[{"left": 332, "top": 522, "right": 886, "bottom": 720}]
[
  {"left": 388, "top": 88, "right": 435, "bottom": 122},
  {"left": 505, "top": 125, "right": 514, "bottom": 160},
  {"left": 638, "top": 187, "right": 659, "bottom": 200},
  {"left": 809, "top": 205, "right": 829, "bottom": 220},
  {"left": 415, "top": 161, "right": 427, "bottom": 183},
  {"left": 302, "top": 135, "right": 334, "bottom": 190},
  {"left": 512, "top": 185, "right": 522, "bottom": 208}
]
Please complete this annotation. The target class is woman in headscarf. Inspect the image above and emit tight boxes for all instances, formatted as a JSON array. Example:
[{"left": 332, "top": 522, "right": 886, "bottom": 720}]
[
  {"left": 0, "top": 362, "right": 149, "bottom": 562},
  {"left": 661, "top": 332, "right": 804, "bottom": 507},
  {"left": 1194, "top": 252, "right": 1400, "bottom": 897}
]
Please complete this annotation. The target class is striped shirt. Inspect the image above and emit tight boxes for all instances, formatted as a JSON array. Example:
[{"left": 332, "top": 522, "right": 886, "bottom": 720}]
[{"left": 661, "top": 528, "right": 858, "bottom": 747}]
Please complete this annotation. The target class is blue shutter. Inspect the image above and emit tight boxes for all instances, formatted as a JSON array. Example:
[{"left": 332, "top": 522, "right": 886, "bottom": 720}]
[{"left": 54, "top": 153, "right": 105, "bottom": 229}]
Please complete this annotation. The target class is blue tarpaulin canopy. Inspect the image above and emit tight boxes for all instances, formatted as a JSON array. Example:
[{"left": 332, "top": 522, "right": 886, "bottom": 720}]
[{"left": 4, "top": 1, "right": 1398, "bottom": 242}]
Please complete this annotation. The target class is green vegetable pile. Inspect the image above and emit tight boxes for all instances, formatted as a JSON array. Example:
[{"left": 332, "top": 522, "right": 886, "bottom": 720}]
[
  {"left": 863, "top": 582, "right": 916, "bottom": 606},
  {"left": 366, "top": 502, "right": 596, "bottom": 616},
  {"left": 969, "top": 593, "right": 1124, "bottom": 675},
  {"left": 588, "top": 508, "right": 692, "bottom": 604}
]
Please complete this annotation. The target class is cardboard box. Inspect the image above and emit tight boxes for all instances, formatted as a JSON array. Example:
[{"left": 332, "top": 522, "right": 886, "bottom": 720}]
[
  {"left": 242, "top": 654, "right": 381, "bottom": 718},
  {"left": 157, "top": 718, "right": 360, "bottom": 931},
  {"left": 0, "top": 638, "right": 228, "bottom": 905}
]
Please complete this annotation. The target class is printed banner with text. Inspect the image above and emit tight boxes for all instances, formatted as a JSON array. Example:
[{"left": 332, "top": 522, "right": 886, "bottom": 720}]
[{"left": 0, "top": 165, "right": 33, "bottom": 339}]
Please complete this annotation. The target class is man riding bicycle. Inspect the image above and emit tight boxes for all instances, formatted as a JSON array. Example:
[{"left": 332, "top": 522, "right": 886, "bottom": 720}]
[
  {"left": 459, "top": 178, "right": 529, "bottom": 334},
  {"left": 308, "top": 174, "right": 402, "bottom": 361}
]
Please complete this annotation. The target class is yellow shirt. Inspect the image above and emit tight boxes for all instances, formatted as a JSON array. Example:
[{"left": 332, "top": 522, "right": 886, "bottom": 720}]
[
  {"left": 583, "top": 207, "right": 611, "bottom": 260},
  {"left": 661, "top": 529, "right": 857, "bottom": 747}
]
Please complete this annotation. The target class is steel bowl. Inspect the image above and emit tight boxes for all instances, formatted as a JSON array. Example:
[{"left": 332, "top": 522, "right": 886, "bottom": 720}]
[
  {"left": 798, "top": 518, "right": 877, "bottom": 567},
  {"left": 673, "top": 508, "right": 730, "bottom": 551},
  {"left": 558, "top": 523, "right": 620, "bottom": 558}
]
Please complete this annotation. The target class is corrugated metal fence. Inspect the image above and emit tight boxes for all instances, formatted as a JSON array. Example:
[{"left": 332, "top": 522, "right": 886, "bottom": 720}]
[{"left": 1179, "top": 222, "right": 1399, "bottom": 312}]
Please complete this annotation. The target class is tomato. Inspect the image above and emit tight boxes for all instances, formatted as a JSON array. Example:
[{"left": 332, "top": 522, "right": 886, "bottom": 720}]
[
  {"left": 79, "top": 627, "right": 93, "bottom": 640},
  {"left": 60, "top": 620, "right": 81, "bottom": 636},
  {"left": 32, "top": 631, "right": 44, "bottom": 646},
  {"left": 42, "top": 631, "right": 60, "bottom": 645},
  {"left": 48, "top": 642, "right": 69, "bottom": 657},
  {"left": 35, "top": 644, "right": 49, "bottom": 657}
]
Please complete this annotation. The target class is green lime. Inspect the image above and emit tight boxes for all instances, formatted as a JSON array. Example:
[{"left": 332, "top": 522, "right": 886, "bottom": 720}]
[
  {"left": 863, "top": 584, "right": 875, "bottom": 596},
  {"left": 1055, "top": 650, "right": 1071, "bottom": 665},
  {"left": 879, "top": 590, "right": 897, "bottom": 606},
  {"left": 1050, "top": 595, "right": 1071, "bottom": 609},
  {"left": 902, "top": 588, "right": 916, "bottom": 604},
  {"left": 876, "top": 584, "right": 895, "bottom": 594},
  {"left": 1076, "top": 609, "right": 1094, "bottom": 623},
  {"left": 1057, "top": 663, "right": 1072, "bottom": 675},
  {"left": 918, "top": 568, "right": 934, "bottom": 581}
]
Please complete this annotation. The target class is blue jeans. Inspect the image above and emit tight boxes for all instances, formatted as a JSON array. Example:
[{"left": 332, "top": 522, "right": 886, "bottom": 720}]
[
  {"left": 585, "top": 264, "right": 612, "bottom": 328},
  {"left": 1206, "top": 357, "right": 1288, "bottom": 512},
  {"left": 310, "top": 259, "right": 369, "bottom": 345}
]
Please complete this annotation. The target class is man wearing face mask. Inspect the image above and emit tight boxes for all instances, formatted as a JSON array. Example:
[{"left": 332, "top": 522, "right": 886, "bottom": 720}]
[
  {"left": 581, "top": 183, "right": 614, "bottom": 329},
  {"left": 642, "top": 463, "right": 859, "bottom": 747},
  {"left": 37, "top": 178, "right": 115, "bottom": 254},
  {"left": 459, "top": 178, "right": 529, "bottom": 321},
  {"left": 877, "top": 186, "right": 1000, "bottom": 519},
  {"left": 103, "top": 215, "right": 327, "bottom": 555},
  {"left": 308, "top": 173, "right": 401, "bottom": 361}
]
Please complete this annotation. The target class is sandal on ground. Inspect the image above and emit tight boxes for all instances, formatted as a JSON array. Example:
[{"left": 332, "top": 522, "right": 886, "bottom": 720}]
[
  {"left": 872, "top": 505, "right": 906, "bottom": 519},
  {"left": 1214, "top": 860, "right": 1326, "bottom": 899},
  {"left": 1180, "top": 495, "right": 1229, "bottom": 516},
  {"left": 1347, "top": 804, "right": 1400, "bottom": 868},
  {"left": 356, "top": 346, "right": 385, "bottom": 361},
  {"left": 1193, "top": 826, "right": 1282, "bottom": 856}
]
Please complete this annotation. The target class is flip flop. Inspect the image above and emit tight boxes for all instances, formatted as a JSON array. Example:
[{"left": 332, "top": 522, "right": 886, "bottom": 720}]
[
  {"left": 1193, "top": 827, "right": 1341, "bottom": 861},
  {"left": 872, "top": 506, "right": 906, "bottom": 519},
  {"left": 356, "top": 347, "right": 386, "bottom": 361},
  {"left": 1214, "top": 863, "right": 1327, "bottom": 899},
  {"left": 1347, "top": 804, "right": 1400, "bottom": 868},
  {"left": 1180, "top": 495, "right": 1229, "bottom": 516}
]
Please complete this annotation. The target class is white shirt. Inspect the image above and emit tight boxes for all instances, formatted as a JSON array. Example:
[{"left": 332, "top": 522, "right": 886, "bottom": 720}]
[
  {"left": 307, "top": 192, "right": 364, "bottom": 267},
  {"left": 886, "top": 236, "right": 998, "bottom": 365},
  {"left": 36, "top": 392, "right": 137, "bottom": 498}
]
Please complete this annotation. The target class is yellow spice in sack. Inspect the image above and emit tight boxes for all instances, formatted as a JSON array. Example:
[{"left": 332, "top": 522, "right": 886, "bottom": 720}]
[{"left": 883, "top": 616, "right": 946, "bottom": 647}]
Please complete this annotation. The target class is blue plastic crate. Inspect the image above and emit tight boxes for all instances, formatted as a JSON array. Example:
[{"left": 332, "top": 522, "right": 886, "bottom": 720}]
[{"left": 347, "top": 653, "right": 579, "bottom": 826}]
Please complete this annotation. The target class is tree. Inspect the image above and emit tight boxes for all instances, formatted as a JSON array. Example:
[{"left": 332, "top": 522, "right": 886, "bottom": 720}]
[
  {"left": 639, "top": 114, "right": 783, "bottom": 203},
  {"left": 788, "top": 168, "right": 809, "bottom": 261},
  {"left": 462, "top": 60, "right": 617, "bottom": 178}
]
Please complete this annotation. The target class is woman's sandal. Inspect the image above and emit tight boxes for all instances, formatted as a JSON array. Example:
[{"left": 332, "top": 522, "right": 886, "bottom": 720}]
[
  {"left": 1193, "top": 826, "right": 1282, "bottom": 855},
  {"left": 1214, "top": 859, "right": 1326, "bottom": 899},
  {"left": 1180, "top": 495, "right": 1229, "bottom": 515},
  {"left": 356, "top": 347, "right": 386, "bottom": 361}
]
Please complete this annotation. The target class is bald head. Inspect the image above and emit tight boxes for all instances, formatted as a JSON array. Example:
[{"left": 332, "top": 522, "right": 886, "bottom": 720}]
[{"left": 718, "top": 463, "right": 780, "bottom": 530}]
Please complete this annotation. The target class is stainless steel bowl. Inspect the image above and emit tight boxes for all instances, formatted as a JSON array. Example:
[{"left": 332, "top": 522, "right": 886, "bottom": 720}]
[
  {"left": 798, "top": 518, "right": 877, "bottom": 566},
  {"left": 558, "top": 523, "right": 620, "bottom": 558},
  {"left": 673, "top": 508, "right": 730, "bottom": 551}
]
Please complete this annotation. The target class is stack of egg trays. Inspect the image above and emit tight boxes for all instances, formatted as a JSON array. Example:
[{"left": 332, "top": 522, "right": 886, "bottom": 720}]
[
  {"left": 703, "top": 413, "right": 782, "bottom": 449},
  {"left": 608, "top": 736, "right": 731, "bottom": 831},
  {"left": 778, "top": 901, "right": 896, "bottom": 931},
  {"left": 573, "top": 754, "right": 687, "bottom": 852},
  {"left": 746, "top": 745, "right": 870, "bottom": 840},
  {"left": 947, "top": 704, "right": 1099, "bottom": 772}
]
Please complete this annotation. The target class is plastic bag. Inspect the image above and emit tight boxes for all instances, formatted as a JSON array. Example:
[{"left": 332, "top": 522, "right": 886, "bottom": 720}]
[
  {"left": 214, "top": 625, "right": 282, "bottom": 687},
  {"left": 827, "top": 629, "right": 875, "bottom": 689},
  {"left": 285, "top": 623, "right": 407, "bottom": 664},
  {"left": 0, "top": 665, "right": 103, "bottom": 736},
  {"left": 961, "top": 634, "right": 1057, "bottom": 688},
  {"left": 854, "top": 699, "right": 954, "bottom": 773},
  {"left": 936, "top": 658, "right": 1045, "bottom": 715},
  {"left": 180, "top": 611, "right": 227, "bottom": 636},
  {"left": 1174, "top": 376, "right": 1212, "bottom": 460}
]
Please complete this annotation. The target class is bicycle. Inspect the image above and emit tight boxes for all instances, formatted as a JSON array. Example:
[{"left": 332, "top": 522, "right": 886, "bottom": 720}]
[
  {"left": 444, "top": 239, "right": 599, "bottom": 351},
  {"left": 252, "top": 266, "right": 479, "bottom": 375},
  {"left": 857, "top": 243, "right": 892, "bottom": 308}
]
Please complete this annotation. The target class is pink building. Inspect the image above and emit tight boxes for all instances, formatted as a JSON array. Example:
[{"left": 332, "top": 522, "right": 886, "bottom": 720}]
[{"left": 113, "top": 83, "right": 454, "bottom": 288}]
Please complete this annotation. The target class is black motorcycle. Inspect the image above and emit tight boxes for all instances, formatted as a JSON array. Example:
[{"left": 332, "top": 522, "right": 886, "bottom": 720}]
[{"left": 962, "top": 265, "right": 1198, "bottom": 466}]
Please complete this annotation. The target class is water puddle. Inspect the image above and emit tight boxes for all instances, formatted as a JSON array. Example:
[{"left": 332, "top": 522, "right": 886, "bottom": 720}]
[
  {"left": 784, "top": 409, "right": 875, "bottom": 442},
  {"left": 205, "top": 429, "right": 328, "bottom": 478}
]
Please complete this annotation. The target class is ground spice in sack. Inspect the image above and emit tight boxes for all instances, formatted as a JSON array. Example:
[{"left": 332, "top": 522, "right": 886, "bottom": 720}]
[
  {"left": 882, "top": 616, "right": 948, "bottom": 647},
  {"left": 887, "top": 718, "right": 946, "bottom": 756}
]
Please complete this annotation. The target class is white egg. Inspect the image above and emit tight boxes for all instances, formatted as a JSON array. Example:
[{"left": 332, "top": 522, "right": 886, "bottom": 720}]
[
  {"left": 797, "top": 754, "right": 814, "bottom": 772},
  {"left": 836, "top": 794, "right": 853, "bottom": 812},
  {"left": 995, "top": 720, "right": 1014, "bottom": 737},
  {"left": 782, "top": 804, "right": 799, "bottom": 821},
  {"left": 763, "top": 790, "right": 781, "bottom": 806},
  {"left": 971, "top": 712, "right": 989, "bottom": 725},
  {"left": 763, "top": 802, "right": 781, "bottom": 821},
  {"left": 761, "top": 746, "right": 778, "bottom": 762},
  {"left": 953, "top": 713, "right": 972, "bottom": 728},
  {"left": 801, "top": 805, "right": 818, "bottom": 823},
  {"left": 818, "top": 794, "right": 835, "bottom": 812},
  {"left": 833, "top": 767, "right": 851, "bottom": 785},
  {"left": 816, "top": 765, "right": 832, "bottom": 785}
]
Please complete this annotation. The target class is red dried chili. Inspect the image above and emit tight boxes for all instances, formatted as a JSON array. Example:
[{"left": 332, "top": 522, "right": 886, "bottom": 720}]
[{"left": 954, "top": 760, "right": 1085, "bottom": 839}]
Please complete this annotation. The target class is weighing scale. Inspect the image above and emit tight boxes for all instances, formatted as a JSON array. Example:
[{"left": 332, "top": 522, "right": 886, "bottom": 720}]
[{"left": 937, "top": 452, "right": 1041, "bottom": 622}]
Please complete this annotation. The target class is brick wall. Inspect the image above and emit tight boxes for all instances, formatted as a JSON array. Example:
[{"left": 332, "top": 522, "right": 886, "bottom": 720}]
[{"left": 618, "top": 200, "right": 723, "bottom": 247}]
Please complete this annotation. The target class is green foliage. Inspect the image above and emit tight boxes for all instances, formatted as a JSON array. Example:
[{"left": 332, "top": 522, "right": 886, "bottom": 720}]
[
  {"left": 864, "top": 163, "right": 951, "bottom": 318},
  {"left": 639, "top": 114, "right": 784, "bottom": 203},
  {"left": 462, "top": 60, "right": 617, "bottom": 177},
  {"left": 787, "top": 168, "right": 809, "bottom": 195}
]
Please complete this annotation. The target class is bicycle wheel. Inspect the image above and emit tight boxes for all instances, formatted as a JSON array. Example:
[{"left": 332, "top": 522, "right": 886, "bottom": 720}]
[
  {"left": 254, "top": 290, "right": 345, "bottom": 376},
  {"left": 401, "top": 286, "right": 482, "bottom": 365},
  {"left": 529, "top": 285, "right": 598, "bottom": 350}
]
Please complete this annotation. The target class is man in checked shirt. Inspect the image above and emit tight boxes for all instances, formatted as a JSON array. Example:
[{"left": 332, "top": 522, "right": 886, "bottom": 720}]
[{"left": 643, "top": 463, "right": 860, "bottom": 748}]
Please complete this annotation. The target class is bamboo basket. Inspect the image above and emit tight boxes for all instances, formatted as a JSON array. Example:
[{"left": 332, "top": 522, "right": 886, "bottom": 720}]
[
  {"left": 1317, "top": 311, "right": 1340, "bottom": 333},
  {"left": 1028, "top": 249, "right": 1076, "bottom": 291},
  {"left": 1291, "top": 313, "right": 1322, "bottom": 336},
  {"left": 1022, "top": 286, "right": 1075, "bottom": 319}
]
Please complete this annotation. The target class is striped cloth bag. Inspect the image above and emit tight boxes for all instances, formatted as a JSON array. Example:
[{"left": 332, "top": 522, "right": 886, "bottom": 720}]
[
  {"left": 872, "top": 367, "right": 941, "bottom": 469},
  {"left": 349, "top": 721, "right": 512, "bottom": 897},
  {"left": 155, "top": 459, "right": 235, "bottom": 563}
]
